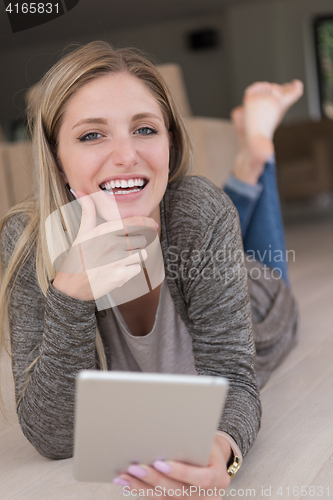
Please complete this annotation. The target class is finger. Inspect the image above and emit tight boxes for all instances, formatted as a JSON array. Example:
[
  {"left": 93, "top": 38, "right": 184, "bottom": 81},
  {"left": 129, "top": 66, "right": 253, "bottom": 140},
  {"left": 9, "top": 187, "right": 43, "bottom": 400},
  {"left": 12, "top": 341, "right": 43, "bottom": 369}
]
[
  {"left": 126, "top": 464, "right": 187, "bottom": 491},
  {"left": 123, "top": 235, "right": 147, "bottom": 252},
  {"left": 122, "top": 216, "right": 158, "bottom": 232},
  {"left": 75, "top": 190, "right": 97, "bottom": 237},
  {"left": 114, "top": 248, "right": 147, "bottom": 265},
  {"left": 86, "top": 257, "right": 144, "bottom": 298},
  {"left": 116, "top": 472, "right": 221, "bottom": 500},
  {"left": 115, "top": 471, "right": 183, "bottom": 499},
  {"left": 121, "top": 234, "right": 146, "bottom": 257},
  {"left": 71, "top": 237, "right": 147, "bottom": 273},
  {"left": 115, "top": 474, "right": 161, "bottom": 498},
  {"left": 91, "top": 235, "right": 147, "bottom": 263},
  {"left": 89, "top": 218, "right": 124, "bottom": 237},
  {"left": 152, "top": 459, "right": 230, "bottom": 490},
  {"left": 120, "top": 262, "right": 142, "bottom": 284},
  {"left": 91, "top": 218, "right": 156, "bottom": 239}
]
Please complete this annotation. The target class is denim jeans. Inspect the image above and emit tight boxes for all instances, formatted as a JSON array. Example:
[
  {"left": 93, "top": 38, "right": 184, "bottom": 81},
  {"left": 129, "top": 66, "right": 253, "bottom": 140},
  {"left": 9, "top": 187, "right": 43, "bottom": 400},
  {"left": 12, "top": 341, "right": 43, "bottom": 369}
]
[{"left": 223, "top": 158, "right": 290, "bottom": 285}]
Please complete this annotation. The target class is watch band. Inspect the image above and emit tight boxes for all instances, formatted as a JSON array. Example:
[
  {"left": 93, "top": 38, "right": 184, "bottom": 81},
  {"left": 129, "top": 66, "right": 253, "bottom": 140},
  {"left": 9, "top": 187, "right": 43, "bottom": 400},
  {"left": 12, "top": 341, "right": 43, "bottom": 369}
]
[
  {"left": 216, "top": 431, "right": 243, "bottom": 480},
  {"left": 227, "top": 454, "right": 241, "bottom": 479}
]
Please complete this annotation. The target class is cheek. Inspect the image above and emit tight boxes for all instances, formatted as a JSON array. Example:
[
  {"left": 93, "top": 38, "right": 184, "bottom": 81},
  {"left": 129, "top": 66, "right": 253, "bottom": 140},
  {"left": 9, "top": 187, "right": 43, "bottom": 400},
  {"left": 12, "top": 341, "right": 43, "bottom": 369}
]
[
  {"left": 58, "top": 144, "right": 102, "bottom": 185},
  {"left": 145, "top": 142, "right": 170, "bottom": 175}
]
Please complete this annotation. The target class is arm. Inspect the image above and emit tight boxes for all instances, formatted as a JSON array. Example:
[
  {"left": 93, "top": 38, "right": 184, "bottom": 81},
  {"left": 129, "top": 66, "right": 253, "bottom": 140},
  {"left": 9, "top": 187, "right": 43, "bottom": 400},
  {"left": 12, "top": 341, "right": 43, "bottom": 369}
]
[
  {"left": 1, "top": 215, "right": 97, "bottom": 459},
  {"left": 188, "top": 201, "right": 260, "bottom": 456},
  {"left": 161, "top": 176, "right": 261, "bottom": 458}
]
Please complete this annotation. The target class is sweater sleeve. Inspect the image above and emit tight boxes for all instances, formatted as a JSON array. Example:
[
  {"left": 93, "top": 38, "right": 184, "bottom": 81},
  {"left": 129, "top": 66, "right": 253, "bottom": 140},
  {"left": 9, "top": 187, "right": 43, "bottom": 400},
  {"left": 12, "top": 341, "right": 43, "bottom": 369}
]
[
  {"left": 0, "top": 215, "right": 97, "bottom": 459},
  {"left": 161, "top": 177, "right": 261, "bottom": 457}
]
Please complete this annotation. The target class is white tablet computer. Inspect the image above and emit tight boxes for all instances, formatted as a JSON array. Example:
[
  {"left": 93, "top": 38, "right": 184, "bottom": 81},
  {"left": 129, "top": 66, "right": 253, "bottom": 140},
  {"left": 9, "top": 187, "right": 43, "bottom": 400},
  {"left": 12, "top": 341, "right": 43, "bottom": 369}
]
[{"left": 73, "top": 371, "right": 229, "bottom": 483}]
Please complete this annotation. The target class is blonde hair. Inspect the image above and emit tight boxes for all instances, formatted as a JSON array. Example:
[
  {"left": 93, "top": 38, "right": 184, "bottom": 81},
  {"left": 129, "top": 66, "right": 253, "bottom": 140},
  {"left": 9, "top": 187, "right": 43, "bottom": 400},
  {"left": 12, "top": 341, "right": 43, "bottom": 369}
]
[{"left": 0, "top": 41, "right": 192, "bottom": 417}]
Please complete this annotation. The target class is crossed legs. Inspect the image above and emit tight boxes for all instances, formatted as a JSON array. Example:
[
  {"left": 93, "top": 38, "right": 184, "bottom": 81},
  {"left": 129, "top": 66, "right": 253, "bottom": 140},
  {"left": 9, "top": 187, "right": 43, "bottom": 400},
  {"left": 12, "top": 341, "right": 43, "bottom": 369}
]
[{"left": 224, "top": 80, "right": 303, "bottom": 285}]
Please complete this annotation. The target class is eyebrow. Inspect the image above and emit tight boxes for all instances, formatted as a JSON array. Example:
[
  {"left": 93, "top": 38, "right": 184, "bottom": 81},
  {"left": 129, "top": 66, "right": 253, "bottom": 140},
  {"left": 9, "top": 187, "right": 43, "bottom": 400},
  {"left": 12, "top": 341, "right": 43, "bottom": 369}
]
[
  {"left": 132, "top": 112, "right": 163, "bottom": 122},
  {"left": 72, "top": 113, "right": 163, "bottom": 130},
  {"left": 72, "top": 117, "right": 107, "bottom": 130}
]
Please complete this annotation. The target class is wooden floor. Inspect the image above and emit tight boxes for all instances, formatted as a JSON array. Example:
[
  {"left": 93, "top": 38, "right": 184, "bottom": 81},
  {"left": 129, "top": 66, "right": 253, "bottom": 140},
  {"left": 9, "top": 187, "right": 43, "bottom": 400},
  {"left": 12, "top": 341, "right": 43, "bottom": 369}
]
[
  {"left": 232, "top": 218, "right": 333, "bottom": 498},
  {"left": 0, "top": 218, "right": 332, "bottom": 499}
]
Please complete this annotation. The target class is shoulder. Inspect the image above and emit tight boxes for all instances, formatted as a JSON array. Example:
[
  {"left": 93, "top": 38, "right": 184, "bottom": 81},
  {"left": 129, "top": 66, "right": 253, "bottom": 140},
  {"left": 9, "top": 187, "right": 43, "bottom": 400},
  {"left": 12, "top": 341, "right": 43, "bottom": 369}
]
[
  {"left": 164, "top": 175, "right": 235, "bottom": 213},
  {"left": 1, "top": 212, "right": 31, "bottom": 246},
  {"left": 0, "top": 212, "right": 31, "bottom": 267},
  {"left": 161, "top": 175, "right": 238, "bottom": 236}
]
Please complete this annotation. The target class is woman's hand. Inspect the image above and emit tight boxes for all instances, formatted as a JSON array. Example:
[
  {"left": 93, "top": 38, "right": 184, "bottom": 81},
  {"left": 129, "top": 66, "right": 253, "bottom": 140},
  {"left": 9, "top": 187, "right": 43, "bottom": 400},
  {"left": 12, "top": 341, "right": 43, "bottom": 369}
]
[
  {"left": 113, "top": 433, "right": 232, "bottom": 499},
  {"left": 52, "top": 190, "right": 157, "bottom": 301}
]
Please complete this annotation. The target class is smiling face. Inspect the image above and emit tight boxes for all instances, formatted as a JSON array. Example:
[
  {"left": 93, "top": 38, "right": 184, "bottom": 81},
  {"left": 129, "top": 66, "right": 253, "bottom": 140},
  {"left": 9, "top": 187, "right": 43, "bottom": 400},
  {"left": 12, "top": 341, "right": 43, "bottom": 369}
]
[{"left": 57, "top": 72, "right": 171, "bottom": 223}]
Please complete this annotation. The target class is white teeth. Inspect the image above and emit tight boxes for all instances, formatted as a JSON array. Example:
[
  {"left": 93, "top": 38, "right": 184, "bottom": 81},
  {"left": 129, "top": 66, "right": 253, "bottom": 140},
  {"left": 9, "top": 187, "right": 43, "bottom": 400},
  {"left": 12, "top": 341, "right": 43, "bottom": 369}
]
[
  {"left": 113, "top": 188, "right": 141, "bottom": 195},
  {"left": 103, "top": 187, "right": 141, "bottom": 195},
  {"left": 100, "top": 178, "right": 146, "bottom": 190}
]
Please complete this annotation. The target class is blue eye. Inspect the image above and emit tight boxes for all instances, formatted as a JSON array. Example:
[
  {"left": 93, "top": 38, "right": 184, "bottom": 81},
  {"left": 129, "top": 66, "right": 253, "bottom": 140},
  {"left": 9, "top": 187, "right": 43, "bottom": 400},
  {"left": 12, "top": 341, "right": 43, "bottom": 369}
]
[
  {"left": 79, "top": 132, "right": 102, "bottom": 142},
  {"left": 135, "top": 127, "right": 157, "bottom": 135}
]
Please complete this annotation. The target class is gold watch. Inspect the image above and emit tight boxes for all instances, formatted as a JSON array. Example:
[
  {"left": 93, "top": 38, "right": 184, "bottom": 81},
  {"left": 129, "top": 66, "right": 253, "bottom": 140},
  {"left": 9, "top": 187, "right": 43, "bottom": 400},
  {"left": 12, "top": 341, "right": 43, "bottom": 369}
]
[{"left": 227, "top": 453, "right": 241, "bottom": 479}]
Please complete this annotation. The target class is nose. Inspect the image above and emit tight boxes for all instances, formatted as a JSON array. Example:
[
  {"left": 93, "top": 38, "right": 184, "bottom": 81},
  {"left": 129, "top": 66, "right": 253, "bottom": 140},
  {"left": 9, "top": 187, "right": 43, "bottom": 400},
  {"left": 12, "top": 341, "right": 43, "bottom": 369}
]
[{"left": 110, "top": 135, "right": 139, "bottom": 169}]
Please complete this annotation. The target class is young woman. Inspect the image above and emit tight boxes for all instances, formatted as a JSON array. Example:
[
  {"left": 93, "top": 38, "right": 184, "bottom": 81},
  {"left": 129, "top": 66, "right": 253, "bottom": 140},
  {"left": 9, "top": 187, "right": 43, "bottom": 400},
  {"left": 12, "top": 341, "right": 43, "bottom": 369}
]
[{"left": 0, "top": 41, "right": 299, "bottom": 496}]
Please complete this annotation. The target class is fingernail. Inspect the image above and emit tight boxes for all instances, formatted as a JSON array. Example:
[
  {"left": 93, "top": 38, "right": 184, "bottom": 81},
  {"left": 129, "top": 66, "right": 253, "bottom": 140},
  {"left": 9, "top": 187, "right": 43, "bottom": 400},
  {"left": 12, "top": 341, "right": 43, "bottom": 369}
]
[
  {"left": 70, "top": 188, "right": 78, "bottom": 199},
  {"left": 113, "top": 477, "right": 131, "bottom": 487},
  {"left": 156, "top": 222, "right": 159, "bottom": 229},
  {"left": 127, "top": 464, "right": 148, "bottom": 478},
  {"left": 153, "top": 460, "right": 172, "bottom": 473}
]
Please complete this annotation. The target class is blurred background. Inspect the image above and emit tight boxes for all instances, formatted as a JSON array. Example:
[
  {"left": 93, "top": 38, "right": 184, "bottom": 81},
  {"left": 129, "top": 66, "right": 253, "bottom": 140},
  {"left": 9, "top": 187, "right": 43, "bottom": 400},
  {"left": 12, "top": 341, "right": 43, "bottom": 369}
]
[{"left": 0, "top": 0, "right": 333, "bottom": 219}]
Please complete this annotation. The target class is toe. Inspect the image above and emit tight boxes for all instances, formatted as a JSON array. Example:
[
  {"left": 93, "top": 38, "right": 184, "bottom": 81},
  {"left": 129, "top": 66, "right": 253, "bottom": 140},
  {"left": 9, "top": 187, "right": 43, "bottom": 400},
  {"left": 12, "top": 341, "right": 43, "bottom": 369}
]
[{"left": 245, "top": 81, "right": 272, "bottom": 96}]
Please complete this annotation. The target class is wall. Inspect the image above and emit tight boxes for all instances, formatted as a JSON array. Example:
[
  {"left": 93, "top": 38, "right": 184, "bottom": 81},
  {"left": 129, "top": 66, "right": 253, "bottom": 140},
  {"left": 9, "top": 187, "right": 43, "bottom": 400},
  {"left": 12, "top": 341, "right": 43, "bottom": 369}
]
[
  {"left": 224, "top": 0, "right": 333, "bottom": 121},
  {"left": 0, "top": 12, "right": 230, "bottom": 135},
  {"left": 1, "top": 0, "right": 333, "bottom": 135}
]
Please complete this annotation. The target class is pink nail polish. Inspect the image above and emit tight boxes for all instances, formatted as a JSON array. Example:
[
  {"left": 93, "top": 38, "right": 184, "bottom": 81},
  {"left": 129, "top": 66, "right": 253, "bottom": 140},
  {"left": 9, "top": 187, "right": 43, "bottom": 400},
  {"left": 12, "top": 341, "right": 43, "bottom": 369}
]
[
  {"left": 70, "top": 188, "right": 78, "bottom": 199},
  {"left": 156, "top": 222, "right": 159, "bottom": 229},
  {"left": 127, "top": 464, "right": 148, "bottom": 478},
  {"left": 153, "top": 460, "right": 172, "bottom": 473},
  {"left": 113, "top": 477, "right": 131, "bottom": 487}
]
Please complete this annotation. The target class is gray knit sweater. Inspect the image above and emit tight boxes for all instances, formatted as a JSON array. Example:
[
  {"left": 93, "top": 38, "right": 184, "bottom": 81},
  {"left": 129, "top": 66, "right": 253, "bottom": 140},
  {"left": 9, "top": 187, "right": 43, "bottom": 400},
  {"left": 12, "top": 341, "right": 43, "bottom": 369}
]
[{"left": 1, "top": 176, "right": 262, "bottom": 460}]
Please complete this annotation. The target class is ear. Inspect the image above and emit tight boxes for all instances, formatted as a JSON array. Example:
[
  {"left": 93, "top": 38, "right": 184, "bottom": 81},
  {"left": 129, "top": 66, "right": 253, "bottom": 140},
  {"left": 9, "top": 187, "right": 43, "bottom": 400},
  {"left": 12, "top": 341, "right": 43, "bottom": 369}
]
[{"left": 168, "top": 131, "right": 173, "bottom": 147}]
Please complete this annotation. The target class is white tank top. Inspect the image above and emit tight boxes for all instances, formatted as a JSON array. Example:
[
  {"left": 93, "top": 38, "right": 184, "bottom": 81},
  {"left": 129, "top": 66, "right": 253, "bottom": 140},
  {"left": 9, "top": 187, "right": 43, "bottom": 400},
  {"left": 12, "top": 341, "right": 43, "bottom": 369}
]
[{"left": 98, "top": 279, "right": 197, "bottom": 375}]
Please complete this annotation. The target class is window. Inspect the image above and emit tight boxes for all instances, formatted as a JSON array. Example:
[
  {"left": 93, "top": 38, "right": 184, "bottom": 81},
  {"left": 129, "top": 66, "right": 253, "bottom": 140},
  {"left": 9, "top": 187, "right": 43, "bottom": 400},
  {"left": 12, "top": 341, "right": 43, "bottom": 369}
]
[{"left": 314, "top": 15, "right": 333, "bottom": 119}]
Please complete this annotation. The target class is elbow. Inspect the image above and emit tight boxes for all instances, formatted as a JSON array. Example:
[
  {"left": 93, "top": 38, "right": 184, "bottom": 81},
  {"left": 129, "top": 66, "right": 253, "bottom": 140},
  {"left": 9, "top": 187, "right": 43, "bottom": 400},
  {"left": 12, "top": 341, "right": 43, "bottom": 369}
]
[
  {"left": 18, "top": 412, "right": 74, "bottom": 460},
  {"left": 34, "top": 442, "right": 73, "bottom": 460}
]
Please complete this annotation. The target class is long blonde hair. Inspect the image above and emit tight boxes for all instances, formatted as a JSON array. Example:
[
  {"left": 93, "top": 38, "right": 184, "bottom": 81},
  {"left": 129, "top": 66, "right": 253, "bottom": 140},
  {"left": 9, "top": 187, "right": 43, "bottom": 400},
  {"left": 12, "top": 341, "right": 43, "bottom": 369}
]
[{"left": 0, "top": 41, "right": 192, "bottom": 416}]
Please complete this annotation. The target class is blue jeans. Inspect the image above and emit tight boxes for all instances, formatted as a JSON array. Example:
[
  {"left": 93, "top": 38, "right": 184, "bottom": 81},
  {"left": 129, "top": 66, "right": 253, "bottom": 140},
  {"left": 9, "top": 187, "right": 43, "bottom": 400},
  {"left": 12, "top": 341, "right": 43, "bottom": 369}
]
[{"left": 223, "top": 158, "right": 290, "bottom": 285}]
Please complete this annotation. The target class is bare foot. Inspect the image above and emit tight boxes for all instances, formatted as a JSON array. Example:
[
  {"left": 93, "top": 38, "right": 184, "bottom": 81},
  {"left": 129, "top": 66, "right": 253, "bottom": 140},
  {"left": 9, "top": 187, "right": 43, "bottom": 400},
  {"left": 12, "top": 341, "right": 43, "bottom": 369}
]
[{"left": 232, "top": 80, "right": 304, "bottom": 184}]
